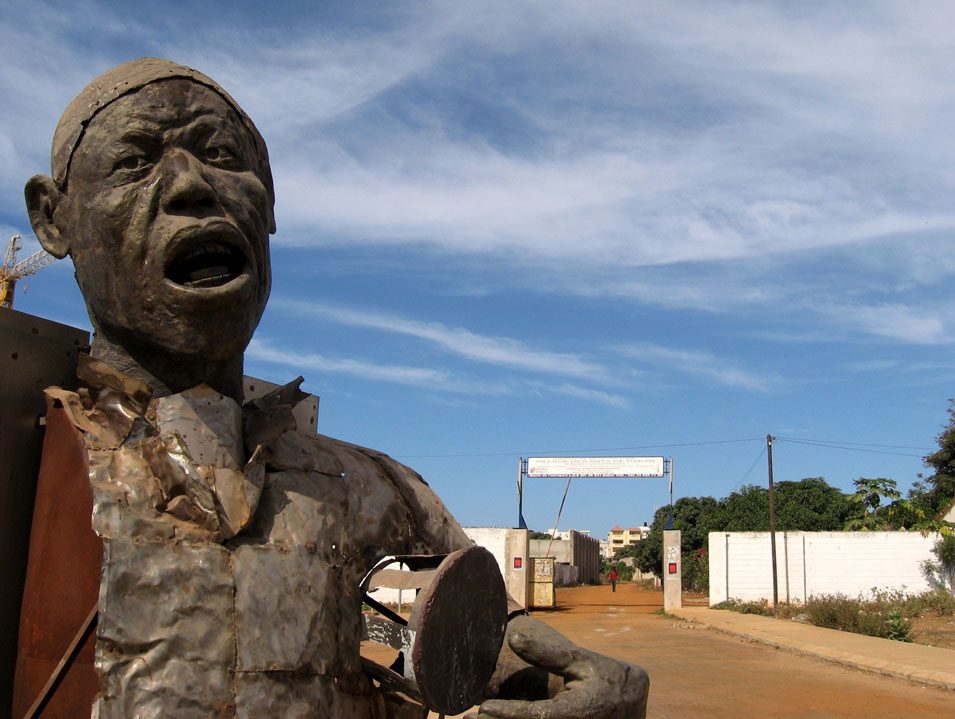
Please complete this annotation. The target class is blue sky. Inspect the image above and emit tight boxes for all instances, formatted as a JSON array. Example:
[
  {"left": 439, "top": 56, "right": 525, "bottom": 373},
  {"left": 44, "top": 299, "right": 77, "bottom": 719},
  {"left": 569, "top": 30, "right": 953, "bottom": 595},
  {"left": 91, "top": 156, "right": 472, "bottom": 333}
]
[{"left": 3, "top": 1, "right": 954, "bottom": 537}]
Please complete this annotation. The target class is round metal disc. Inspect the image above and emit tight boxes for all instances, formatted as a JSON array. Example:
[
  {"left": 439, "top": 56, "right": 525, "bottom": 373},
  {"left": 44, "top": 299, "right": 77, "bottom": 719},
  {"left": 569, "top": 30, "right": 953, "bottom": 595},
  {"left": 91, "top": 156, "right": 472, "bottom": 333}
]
[{"left": 409, "top": 545, "right": 507, "bottom": 715}]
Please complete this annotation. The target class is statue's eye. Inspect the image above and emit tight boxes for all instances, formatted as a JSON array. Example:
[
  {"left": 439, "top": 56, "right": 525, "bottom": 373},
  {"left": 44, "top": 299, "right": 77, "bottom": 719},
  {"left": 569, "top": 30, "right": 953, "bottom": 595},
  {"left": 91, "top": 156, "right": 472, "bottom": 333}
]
[
  {"left": 118, "top": 155, "right": 148, "bottom": 171},
  {"left": 205, "top": 144, "right": 238, "bottom": 164}
]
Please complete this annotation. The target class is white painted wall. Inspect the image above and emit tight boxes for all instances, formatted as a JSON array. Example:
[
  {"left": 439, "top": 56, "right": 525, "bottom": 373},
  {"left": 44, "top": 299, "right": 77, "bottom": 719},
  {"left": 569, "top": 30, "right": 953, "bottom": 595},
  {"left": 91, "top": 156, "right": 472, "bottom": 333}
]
[
  {"left": 709, "top": 531, "right": 944, "bottom": 606},
  {"left": 466, "top": 527, "right": 510, "bottom": 578},
  {"left": 466, "top": 526, "right": 529, "bottom": 608},
  {"left": 944, "top": 501, "right": 955, "bottom": 523}
]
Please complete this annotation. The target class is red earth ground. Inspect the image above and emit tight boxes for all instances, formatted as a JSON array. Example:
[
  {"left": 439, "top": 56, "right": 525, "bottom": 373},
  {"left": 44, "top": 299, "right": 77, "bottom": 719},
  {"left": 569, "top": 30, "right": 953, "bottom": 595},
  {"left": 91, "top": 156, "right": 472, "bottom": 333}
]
[{"left": 365, "top": 582, "right": 954, "bottom": 718}]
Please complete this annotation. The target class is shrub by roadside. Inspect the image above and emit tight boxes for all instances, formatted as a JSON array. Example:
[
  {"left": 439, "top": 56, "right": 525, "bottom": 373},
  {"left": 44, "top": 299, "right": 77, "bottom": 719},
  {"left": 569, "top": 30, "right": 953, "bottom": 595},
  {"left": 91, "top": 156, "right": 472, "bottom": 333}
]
[{"left": 713, "top": 589, "right": 955, "bottom": 643}]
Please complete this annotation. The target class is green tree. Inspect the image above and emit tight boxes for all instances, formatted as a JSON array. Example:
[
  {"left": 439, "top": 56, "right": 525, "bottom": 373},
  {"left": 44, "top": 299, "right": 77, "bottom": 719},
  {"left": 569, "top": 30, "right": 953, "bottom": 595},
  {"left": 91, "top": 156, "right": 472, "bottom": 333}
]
[
  {"left": 630, "top": 506, "right": 667, "bottom": 577},
  {"left": 631, "top": 478, "right": 852, "bottom": 578},
  {"left": 774, "top": 477, "right": 851, "bottom": 530},
  {"left": 720, "top": 478, "right": 851, "bottom": 532},
  {"left": 630, "top": 497, "right": 723, "bottom": 578},
  {"left": 910, "top": 399, "right": 955, "bottom": 518},
  {"left": 719, "top": 485, "right": 770, "bottom": 531},
  {"left": 845, "top": 477, "right": 901, "bottom": 530}
]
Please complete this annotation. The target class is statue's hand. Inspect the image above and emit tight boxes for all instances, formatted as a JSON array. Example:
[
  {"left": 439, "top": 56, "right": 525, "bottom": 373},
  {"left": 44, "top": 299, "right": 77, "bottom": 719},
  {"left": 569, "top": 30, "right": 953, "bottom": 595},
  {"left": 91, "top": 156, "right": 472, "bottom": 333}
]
[{"left": 471, "top": 615, "right": 649, "bottom": 719}]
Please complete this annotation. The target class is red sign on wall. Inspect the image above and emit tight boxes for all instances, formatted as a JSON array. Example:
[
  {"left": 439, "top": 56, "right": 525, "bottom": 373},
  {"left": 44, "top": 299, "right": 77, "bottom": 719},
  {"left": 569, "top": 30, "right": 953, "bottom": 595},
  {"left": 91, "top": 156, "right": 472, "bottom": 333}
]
[
  {"left": 514, "top": 557, "right": 523, "bottom": 569},
  {"left": 668, "top": 562, "right": 677, "bottom": 574}
]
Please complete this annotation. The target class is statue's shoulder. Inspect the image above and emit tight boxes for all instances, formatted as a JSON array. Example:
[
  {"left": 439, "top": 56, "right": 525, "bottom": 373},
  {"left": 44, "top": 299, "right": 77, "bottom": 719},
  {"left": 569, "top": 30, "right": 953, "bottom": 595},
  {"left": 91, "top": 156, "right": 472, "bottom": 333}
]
[
  {"left": 323, "top": 433, "right": 431, "bottom": 482},
  {"left": 280, "top": 430, "right": 471, "bottom": 553},
  {"left": 268, "top": 430, "right": 429, "bottom": 485}
]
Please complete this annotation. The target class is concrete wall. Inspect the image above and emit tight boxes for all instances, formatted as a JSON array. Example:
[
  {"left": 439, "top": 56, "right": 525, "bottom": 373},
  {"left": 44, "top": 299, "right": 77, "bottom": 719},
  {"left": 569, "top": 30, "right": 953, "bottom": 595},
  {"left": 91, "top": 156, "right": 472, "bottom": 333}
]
[
  {"left": 571, "top": 530, "right": 601, "bottom": 584},
  {"left": 709, "top": 531, "right": 944, "bottom": 606},
  {"left": 528, "top": 530, "right": 600, "bottom": 584},
  {"left": 366, "top": 526, "right": 530, "bottom": 608},
  {"left": 614, "top": 557, "right": 660, "bottom": 586},
  {"left": 529, "top": 538, "right": 573, "bottom": 564},
  {"left": 555, "top": 563, "right": 578, "bottom": 586}
]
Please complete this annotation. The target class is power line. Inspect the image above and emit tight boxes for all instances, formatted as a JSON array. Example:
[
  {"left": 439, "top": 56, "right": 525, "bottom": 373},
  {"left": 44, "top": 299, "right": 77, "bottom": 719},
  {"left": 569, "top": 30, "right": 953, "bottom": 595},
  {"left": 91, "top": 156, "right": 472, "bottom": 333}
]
[
  {"left": 775, "top": 436, "right": 931, "bottom": 451},
  {"left": 397, "top": 437, "right": 764, "bottom": 460},
  {"left": 398, "top": 435, "right": 930, "bottom": 462},
  {"left": 730, "top": 446, "right": 767, "bottom": 493},
  {"left": 775, "top": 438, "right": 925, "bottom": 458}
]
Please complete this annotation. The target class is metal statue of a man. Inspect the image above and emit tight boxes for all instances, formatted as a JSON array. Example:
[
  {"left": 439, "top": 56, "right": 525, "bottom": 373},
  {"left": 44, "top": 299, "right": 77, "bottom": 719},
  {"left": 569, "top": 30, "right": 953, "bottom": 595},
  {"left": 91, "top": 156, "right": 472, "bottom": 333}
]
[{"left": 24, "top": 58, "right": 649, "bottom": 718}]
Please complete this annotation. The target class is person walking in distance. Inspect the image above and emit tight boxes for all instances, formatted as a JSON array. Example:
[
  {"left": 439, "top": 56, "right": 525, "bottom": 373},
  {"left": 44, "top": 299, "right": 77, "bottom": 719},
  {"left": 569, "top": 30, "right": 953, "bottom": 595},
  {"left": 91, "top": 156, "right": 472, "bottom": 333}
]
[{"left": 608, "top": 567, "right": 619, "bottom": 592}]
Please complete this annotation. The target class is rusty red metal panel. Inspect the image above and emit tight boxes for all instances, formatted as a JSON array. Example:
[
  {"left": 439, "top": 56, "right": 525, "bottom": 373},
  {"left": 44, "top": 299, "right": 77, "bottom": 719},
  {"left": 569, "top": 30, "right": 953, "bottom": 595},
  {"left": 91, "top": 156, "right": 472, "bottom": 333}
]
[
  {"left": 12, "top": 396, "right": 101, "bottom": 719},
  {"left": 0, "top": 309, "right": 88, "bottom": 718}
]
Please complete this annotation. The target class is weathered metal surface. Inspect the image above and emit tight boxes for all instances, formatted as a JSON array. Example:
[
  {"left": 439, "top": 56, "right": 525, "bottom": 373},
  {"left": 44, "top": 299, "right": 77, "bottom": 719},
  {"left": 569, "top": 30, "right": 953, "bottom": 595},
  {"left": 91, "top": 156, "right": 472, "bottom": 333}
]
[
  {"left": 93, "top": 540, "right": 235, "bottom": 719},
  {"left": 243, "top": 376, "right": 319, "bottom": 435},
  {"left": 20, "top": 604, "right": 97, "bottom": 719},
  {"left": 233, "top": 543, "right": 342, "bottom": 674},
  {"left": 360, "top": 658, "right": 421, "bottom": 706},
  {"left": 39, "top": 371, "right": 470, "bottom": 716},
  {"left": 76, "top": 353, "right": 151, "bottom": 411},
  {"left": 13, "top": 394, "right": 100, "bottom": 719},
  {"left": 155, "top": 385, "right": 244, "bottom": 469},
  {"left": 361, "top": 548, "right": 507, "bottom": 714},
  {"left": 409, "top": 546, "right": 507, "bottom": 716},
  {"left": 0, "top": 309, "right": 88, "bottom": 718}
]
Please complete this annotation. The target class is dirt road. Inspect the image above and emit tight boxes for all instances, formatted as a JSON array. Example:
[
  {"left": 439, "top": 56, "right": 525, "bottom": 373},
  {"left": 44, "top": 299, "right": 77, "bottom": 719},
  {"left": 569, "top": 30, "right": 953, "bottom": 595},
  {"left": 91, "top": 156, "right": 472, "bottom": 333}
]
[
  {"left": 365, "top": 583, "right": 952, "bottom": 717},
  {"left": 533, "top": 584, "right": 952, "bottom": 719}
]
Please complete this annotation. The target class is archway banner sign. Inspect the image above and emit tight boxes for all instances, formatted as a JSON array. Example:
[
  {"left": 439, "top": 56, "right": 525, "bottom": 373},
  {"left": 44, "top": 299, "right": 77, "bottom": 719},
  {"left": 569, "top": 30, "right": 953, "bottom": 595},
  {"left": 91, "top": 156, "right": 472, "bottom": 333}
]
[{"left": 526, "top": 456, "right": 665, "bottom": 479}]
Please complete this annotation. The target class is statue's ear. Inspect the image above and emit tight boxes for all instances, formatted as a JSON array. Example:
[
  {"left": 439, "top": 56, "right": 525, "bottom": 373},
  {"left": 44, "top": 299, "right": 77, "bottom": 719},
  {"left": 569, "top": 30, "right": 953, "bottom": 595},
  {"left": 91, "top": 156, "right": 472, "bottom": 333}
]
[{"left": 24, "top": 175, "right": 70, "bottom": 258}]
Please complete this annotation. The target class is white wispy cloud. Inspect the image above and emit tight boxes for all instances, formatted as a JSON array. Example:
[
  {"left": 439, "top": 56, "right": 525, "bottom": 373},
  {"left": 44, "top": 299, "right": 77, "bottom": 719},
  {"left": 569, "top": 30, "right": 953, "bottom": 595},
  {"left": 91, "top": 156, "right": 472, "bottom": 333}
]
[
  {"left": 248, "top": 337, "right": 629, "bottom": 407},
  {"left": 814, "top": 302, "right": 952, "bottom": 345},
  {"left": 249, "top": 2, "right": 955, "bottom": 275},
  {"left": 524, "top": 381, "right": 630, "bottom": 410},
  {"left": 846, "top": 358, "right": 955, "bottom": 374},
  {"left": 247, "top": 338, "right": 453, "bottom": 387},
  {"left": 616, "top": 343, "right": 776, "bottom": 392},
  {"left": 5, "top": 0, "right": 955, "bottom": 350},
  {"left": 272, "top": 298, "right": 609, "bottom": 380}
]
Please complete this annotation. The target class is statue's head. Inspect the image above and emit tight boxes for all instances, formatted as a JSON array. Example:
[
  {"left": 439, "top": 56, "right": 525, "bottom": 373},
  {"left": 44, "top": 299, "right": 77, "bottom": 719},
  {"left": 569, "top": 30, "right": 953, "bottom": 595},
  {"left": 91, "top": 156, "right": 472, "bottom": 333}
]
[{"left": 25, "top": 58, "right": 275, "bottom": 363}]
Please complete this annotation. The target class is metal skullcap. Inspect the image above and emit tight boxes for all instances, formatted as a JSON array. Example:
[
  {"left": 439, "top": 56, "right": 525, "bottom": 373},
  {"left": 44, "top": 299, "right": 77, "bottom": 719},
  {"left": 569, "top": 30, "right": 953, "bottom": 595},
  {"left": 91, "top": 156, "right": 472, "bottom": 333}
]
[{"left": 51, "top": 57, "right": 274, "bottom": 204}]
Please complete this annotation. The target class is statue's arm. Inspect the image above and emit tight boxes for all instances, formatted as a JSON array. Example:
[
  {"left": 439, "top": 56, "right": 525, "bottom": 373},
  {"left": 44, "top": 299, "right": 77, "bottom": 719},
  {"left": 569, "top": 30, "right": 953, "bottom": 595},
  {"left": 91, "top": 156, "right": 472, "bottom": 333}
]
[
  {"left": 475, "top": 615, "right": 649, "bottom": 719},
  {"left": 377, "top": 453, "right": 649, "bottom": 718}
]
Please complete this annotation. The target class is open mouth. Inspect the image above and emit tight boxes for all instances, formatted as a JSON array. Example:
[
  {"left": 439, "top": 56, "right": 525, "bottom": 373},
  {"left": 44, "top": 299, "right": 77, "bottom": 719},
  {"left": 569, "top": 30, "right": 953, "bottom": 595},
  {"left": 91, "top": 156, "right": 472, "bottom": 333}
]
[{"left": 166, "top": 241, "right": 247, "bottom": 289}]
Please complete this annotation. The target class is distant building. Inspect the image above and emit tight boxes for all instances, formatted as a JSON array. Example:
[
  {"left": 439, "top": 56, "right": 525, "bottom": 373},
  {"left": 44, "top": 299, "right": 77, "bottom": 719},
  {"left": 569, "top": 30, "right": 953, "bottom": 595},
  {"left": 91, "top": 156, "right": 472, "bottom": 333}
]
[
  {"left": 548, "top": 528, "right": 590, "bottom": 541},
  {"left": 607, "top": 523, "right": 650, "bottom": 555}
]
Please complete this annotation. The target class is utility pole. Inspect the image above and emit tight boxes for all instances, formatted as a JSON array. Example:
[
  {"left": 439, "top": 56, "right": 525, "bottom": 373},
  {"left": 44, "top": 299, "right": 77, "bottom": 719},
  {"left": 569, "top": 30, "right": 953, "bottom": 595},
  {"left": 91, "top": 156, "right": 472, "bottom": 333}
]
[
  {"left": 517, "top": 457, "right": 527, "bottom": 529},
  {"left": 767, "top": 434, "right": 778, "bottom": 606},
  {"left": 666, "top": 456, "right": 675, "bottom": 529}
]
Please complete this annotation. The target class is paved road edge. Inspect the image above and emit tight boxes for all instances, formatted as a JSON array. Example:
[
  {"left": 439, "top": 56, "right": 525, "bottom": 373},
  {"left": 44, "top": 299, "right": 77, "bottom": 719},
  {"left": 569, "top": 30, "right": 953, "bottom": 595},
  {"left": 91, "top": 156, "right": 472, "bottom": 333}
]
[{"left": 669, "top": 607, "right": 955, "bottom": 692}]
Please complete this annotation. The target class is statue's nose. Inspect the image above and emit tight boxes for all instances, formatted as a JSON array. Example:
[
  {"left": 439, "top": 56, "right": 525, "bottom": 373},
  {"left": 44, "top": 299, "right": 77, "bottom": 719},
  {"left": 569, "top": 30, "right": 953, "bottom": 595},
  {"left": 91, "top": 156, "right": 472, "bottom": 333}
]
[{"left": 160, "top": 149, "right": 219, "bottom": 216}]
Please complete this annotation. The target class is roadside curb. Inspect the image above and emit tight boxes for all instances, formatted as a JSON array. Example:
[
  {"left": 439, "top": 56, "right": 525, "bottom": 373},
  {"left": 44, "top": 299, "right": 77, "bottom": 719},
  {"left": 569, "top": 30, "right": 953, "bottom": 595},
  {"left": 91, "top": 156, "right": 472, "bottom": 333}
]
[{"left": 669, "top": 607, "right": 955, "bottom": 692}]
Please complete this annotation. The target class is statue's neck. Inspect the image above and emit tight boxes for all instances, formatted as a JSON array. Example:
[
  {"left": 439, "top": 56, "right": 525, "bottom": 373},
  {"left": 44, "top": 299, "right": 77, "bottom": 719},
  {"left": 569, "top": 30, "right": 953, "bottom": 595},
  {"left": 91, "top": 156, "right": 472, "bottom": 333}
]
[{"left": 90, "top": 332, "right": 245, "bottom": 403}]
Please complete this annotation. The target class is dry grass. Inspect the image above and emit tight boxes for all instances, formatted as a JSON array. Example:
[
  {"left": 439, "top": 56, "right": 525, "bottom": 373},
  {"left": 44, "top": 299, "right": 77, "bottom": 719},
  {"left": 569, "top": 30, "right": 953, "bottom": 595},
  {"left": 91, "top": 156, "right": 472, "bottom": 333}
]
[{"left": 713, "top": 589, "right": 955, "bottom": 643}]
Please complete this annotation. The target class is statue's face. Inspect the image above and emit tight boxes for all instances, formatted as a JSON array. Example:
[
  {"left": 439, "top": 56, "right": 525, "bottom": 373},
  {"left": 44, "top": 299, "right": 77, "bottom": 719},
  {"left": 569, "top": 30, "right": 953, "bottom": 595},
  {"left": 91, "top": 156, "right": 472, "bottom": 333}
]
[{"left": 62, "top": 79, "right": 271, "bottom": 360}]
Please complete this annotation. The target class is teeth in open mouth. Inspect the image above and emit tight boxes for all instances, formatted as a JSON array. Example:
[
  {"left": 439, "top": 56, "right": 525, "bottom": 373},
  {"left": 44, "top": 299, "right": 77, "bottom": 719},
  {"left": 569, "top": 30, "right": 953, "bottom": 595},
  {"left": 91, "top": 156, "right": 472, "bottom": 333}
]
[{"left": 167, "top": 241, "right": 246, "bottom": 288}]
